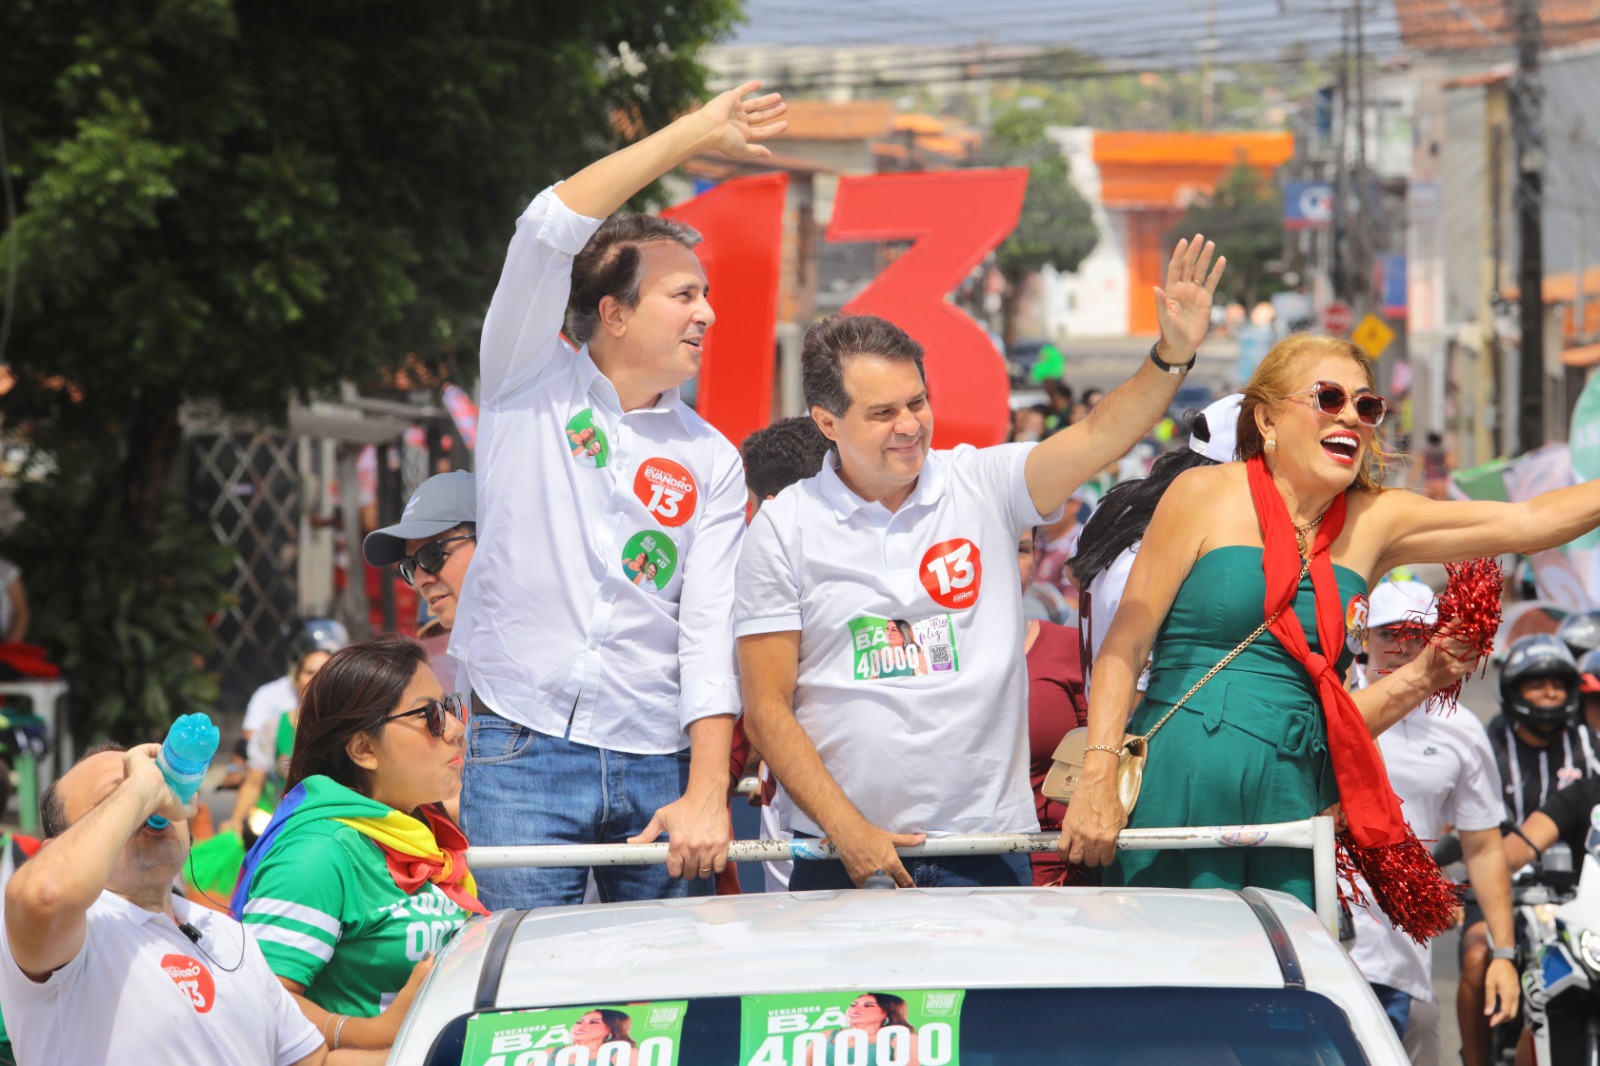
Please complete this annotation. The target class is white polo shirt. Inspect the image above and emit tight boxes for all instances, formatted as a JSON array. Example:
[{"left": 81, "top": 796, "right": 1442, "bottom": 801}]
[
  {"left": 451, "top": 187, "right": 745, "bottom": 754},
  {"left": 0, "top": 890, "right": 322, "bottom": 1065},
  {"left": 1347, "top": 703, "right": 1506, "bottom": 1001},
  {"left": 735, "top": 443, "right": 1056, "bottom": 837},
  {"left": 243, "top": 675, "right": 296, "bottom": 735}
]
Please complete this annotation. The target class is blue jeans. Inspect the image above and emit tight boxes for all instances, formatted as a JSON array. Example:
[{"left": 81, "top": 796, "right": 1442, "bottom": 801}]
[
  {"left": 460, "top": 709, "right": 711, "bottom": 909},
  {"left": 1369, "top": 983, "right": 1410, "bottom": 1041},
  {"left": 787, "top": 832, "right": 1032, "bottom": 891}
]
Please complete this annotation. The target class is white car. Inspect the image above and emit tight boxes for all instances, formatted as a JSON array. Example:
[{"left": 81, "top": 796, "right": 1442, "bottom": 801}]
[{"left": 390, "top": 885, "right": 1406, "bottom": 1066}]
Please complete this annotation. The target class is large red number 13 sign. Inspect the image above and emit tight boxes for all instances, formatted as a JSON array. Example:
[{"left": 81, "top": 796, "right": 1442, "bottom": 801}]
[
  {"left": 676, "top": 168, "right": 1028, "bottom": 449},
  {"left": 829, "top": 169, "right": 1029, "bottom": 449}
]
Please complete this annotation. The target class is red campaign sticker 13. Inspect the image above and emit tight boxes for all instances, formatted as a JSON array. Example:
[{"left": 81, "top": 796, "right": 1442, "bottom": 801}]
[
  {"left": 633, "top": 458, "right": 698, "bottom": 528},
  {"left": 161, "top": 952, "right": 216, "bottom": 1013},
  {"left": 919, "top": 538, "right": 983, "bottom": 610}
]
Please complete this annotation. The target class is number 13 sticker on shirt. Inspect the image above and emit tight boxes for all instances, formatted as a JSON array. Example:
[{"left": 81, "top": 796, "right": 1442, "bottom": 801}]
[
  {"left": 920, "top": 538, "right": 982, "bottom": 609},
  {"left": 622, "top": 531, "right": 679, "bottom": 592},
  {"left": 634, "top": 457, "right": 697, "bottom": 527}
]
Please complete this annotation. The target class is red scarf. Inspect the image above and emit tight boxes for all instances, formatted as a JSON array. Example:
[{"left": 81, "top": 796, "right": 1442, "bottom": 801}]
[{"left": 1248, "top": 456, "right": 1458, "bottom": 941}]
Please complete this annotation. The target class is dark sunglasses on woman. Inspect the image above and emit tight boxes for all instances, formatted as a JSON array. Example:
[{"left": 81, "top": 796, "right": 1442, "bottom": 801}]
[
  {"left": 1286, "top": 380, "right": 1387, "bottom": 428},
  {"left": 384, "top": 693, "right": 466, "bottom": 738},
  {"left": 397, "top": 533, "right": 475, "bottom": 586}
]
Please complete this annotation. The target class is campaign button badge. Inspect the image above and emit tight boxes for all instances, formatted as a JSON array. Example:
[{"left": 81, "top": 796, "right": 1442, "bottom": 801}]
[
  {"left": 564, "top": 409, "right": 610, "bottom": 468},
  {"left": 634, "top": 457, "right": 697, "bottom": 527}
]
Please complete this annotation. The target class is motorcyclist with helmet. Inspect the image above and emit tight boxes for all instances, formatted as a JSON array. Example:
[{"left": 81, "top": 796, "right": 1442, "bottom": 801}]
[
  {"left": 1459, "top": 634, "right": 1600, "bottom": 1064},
  {"left": 218, "top": 618, "right": 349, "bottom": 840},
  {"left": 1575, "top": 646, "right": 1600, "bottom": 738}
]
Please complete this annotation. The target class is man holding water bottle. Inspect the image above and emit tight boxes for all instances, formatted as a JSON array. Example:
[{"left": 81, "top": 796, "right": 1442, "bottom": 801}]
[{"left": 0, "top": 742, "right": 388, "bottom": 1064}]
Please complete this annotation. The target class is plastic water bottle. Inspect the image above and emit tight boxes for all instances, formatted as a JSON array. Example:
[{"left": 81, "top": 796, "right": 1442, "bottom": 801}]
[{"left": 146, "top": 713, "right": 219, "bottom": 829}]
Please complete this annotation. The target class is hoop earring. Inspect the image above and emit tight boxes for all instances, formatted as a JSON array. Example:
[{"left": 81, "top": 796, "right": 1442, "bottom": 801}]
[{"left": 1264, "top": 438, "right": 1277, "bottom": 453}]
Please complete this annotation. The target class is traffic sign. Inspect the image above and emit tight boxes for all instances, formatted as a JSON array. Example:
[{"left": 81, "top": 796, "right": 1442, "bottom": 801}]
[
  {"left": 1351, "top": 314, "right": 1395, "bottom": 359},
  {"left": 1322, "top": 301, "right": 1353, "bottom": 334}
]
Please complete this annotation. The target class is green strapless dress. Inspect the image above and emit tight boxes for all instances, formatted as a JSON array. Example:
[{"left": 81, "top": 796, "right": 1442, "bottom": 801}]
[{"left": 1107, "top": 545, "right": 1366, "bottom": 908}]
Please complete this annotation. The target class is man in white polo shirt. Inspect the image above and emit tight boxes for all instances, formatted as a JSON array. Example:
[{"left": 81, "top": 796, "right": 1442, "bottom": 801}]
[
  {"left": 450, "top": 82, "right": 788, "bottom": 907},
  {"left": 1, "top": 744, "right": 383, "bottom": 1064},
  {"left": 736, "top": 235, "right": 1226, "bottom": 889},
  {"left": 1347, "top": 579, "right": 1517, "bottom": 1066}
]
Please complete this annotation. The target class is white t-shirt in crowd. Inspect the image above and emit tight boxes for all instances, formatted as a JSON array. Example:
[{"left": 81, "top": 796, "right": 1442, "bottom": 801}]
[
  {"left": 452, "top": 186, "right": 744, "bottom": 754},
  {"left": 735, "top": 444, "right": 1057, "bottom": 838},
  {"left": 0, "top": 890, "right": 322, "bottom": 1066},
  {"left": 242, "top": 675, "right": 297, "bottom": 736},
  {"left": 1081, "top": 543, "right": 1148, "bottom": 701},
  {"left": 1347, "top": 703, "right": 1506, "bottom": 1001}
]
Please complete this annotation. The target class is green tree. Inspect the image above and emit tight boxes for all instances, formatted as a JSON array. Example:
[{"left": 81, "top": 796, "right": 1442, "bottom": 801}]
[
  {"left": 0, "top": 0, "right": 737, "bottom": 741},
  {"left": 983, "top": 105, "right": 1098, "bottom": 347},
  {"left": 1171, "top": 163, "right": 1288, "bottom": 309}
]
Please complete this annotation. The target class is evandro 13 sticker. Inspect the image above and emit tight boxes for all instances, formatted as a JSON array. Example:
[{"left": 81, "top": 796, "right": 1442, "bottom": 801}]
[
  {"left": 565, "top": 409, "right": 610, "bottom": 469},
  {"left": 634, "top": 458, "right": 698, "bottom": 527},
  {"left": 919, "top": 538, "right": 982, "bottom": 610}
]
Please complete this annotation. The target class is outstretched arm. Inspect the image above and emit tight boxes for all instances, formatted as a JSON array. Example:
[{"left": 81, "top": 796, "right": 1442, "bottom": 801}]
[
  {"left": 1024, "top": 235, "right": 1225, "bottom": 515},
  {"left": 555, "top": 82, "right": 787, "bottom": 219},
  {"left": 1372, "top": 482, "right": 1600, "bottom": 574}
]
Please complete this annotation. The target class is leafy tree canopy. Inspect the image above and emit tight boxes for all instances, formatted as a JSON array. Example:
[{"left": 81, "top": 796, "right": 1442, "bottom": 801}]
[
  {"left": 1171, "top": 163, "right": 1287, "bottom": 309},
  {"left": 0, "top": 0, "right": 737, "bottom": 738}
]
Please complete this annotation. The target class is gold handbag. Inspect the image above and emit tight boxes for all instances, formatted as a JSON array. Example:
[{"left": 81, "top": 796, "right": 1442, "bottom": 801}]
[{"left": 1041, "top": 558, "right": 1306, "bottom": 812}]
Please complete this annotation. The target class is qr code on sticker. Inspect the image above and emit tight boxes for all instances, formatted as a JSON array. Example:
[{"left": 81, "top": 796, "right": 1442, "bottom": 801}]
[
  {"left": 929, "top": 645, "right": 952, "bottom": 666},
  {"left": 924, "top": 992, "right": 958, "bottom": 1013},
  {"left": 648, "top": 1006, "right": 683, "bottom": 1027}
]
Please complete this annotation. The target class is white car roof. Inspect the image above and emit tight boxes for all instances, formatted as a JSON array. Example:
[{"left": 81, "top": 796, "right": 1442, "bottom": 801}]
[{"left": 394, "top": 886, "right": 1404, "bottom": 1065}]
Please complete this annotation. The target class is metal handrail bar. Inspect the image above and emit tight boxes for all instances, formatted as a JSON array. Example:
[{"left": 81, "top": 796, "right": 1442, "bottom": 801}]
[{"left": 467, "top": 816, "right": 1340, "bottom": 935}]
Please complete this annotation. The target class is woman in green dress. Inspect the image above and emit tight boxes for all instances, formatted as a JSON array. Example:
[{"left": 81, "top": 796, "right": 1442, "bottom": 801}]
[{"left": 1059, "top": 333, "right": 1600, "bottom": 934}]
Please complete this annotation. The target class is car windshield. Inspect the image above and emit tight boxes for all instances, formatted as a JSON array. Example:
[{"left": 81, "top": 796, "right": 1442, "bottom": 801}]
[{"left": 438, "top": 987, "right": 1369, "bottom": 1066}]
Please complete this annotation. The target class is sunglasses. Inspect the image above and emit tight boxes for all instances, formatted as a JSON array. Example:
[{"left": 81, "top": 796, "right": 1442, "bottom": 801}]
[
  {"left": 397, "top": 534, "right": 475, "bottom": 586},
  {"left": 383, "top": 693, "right": 465, "bottom": 739},
  {"left": 1286, "top": 381, "right": 1387, "bottom": 427}
]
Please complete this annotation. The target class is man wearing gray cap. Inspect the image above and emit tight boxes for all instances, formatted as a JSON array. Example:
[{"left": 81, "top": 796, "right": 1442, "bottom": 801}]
[{"left": 363, "top": 471, "right": 478, "bottom": 691}]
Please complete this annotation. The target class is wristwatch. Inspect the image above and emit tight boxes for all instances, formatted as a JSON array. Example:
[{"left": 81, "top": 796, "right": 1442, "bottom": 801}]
[
  {"left": 1490, "top": 946, "right": 1517, "bottom": 962},
  {"left": 1148, "top": 341, "right": 1196, "bottom": 376}
]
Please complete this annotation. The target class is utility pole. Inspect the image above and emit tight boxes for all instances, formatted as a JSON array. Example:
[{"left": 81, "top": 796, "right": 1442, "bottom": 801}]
[
  {"left": 1511, "top": 0, "right": 1544, "bottom": 455},
  {"left": 1332, "top": 8, "right": 1351, "bottom": 299}
]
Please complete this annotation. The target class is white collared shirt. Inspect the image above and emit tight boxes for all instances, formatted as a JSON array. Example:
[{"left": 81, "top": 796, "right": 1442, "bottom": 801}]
[
  {"left": 0, "top": 890, "right": 321, "bottom": 1066},
  {"left": 452, "top": 187, "right": 745, "bottom": 754},
  {"left": 1346, "top": 702, "right": 1506, "bottom": 1001},
  {"left": 735, "top": 444, "right": 1058, "bottom": 837}
]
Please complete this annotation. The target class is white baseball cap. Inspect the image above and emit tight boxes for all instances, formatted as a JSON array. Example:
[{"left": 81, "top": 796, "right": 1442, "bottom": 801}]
[
  {"left": 1186, "top": 393, "right": 1244, "bottom": 464},
  {"left": 1368, "top": 579, "right": 1438, "bottom": 629}
]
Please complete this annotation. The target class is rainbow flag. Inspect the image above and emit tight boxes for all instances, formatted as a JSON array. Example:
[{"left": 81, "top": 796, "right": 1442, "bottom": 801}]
[{"left": 231, "top": 776, "right": 485, "bottom": 919}]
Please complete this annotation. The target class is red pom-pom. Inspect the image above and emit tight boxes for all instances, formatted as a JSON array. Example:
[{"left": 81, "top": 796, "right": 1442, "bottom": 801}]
[
  {"left": 1336, "top": 829, "right": 1463, "bottom": 944},
  {"left": 1389, "top": 557, "right": 1502, "bottom": 714}
]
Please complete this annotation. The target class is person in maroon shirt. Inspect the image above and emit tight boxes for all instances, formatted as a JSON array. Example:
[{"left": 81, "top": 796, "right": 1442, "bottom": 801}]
[{"left": 1018, "top": 527, "right": 1091, "bottom": 886}]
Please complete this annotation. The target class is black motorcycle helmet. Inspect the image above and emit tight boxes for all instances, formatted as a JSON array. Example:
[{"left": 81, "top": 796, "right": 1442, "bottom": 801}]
[
  {"left": 1499, "top": 633, "right": 1582, "bottom": 727},
  {"left": 1555, "top": 610, "right": 1600, "bottom": 660}
]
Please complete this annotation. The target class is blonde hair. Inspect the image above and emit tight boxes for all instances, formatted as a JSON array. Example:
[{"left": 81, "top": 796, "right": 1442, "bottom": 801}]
[{"left": 1236, "top": 333, "right": 1389, "bottom": 491}]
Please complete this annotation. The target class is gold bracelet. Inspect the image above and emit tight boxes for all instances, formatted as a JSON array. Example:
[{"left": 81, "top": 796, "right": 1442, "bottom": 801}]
[
  {"left": 333, "top": 1014, "right": 348, "bottom": 1050},
  {"left": 1084, "top": 744, "right": 1125, "bottom": 757},
  {"left": 322, "top": 1013, "right": 339, "bottom": 1044}
]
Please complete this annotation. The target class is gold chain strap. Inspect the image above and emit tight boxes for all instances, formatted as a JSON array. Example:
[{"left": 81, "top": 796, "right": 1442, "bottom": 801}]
[{"left": 1138, "top": 555, "right": 1312, "bottom": 746}]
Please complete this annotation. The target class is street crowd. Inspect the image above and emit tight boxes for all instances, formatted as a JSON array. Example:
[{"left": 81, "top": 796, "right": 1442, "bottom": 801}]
[{"left": 6, "top": 81, "right": 1600, "bottom": 1066}]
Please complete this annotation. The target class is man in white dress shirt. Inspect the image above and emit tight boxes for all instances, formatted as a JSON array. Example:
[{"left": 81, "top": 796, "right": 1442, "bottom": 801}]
[{"left": 450, "top": 82, "right": 788, "bottom": 907}]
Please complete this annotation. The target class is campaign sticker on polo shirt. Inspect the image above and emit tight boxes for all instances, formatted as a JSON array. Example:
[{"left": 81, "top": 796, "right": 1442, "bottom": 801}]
[
  {"left": 622, "top": 530, "right": 678, "bottom": 591},
  {"left": 634, "top": 457, "right": 697, "bottom": 527},
  {"left": 1344, "top": 593, "right": 1369, "bottom": 656},
  {"left": 849, "top": 614, "right": 959, "bottom": 680},
  {"left": 919, "top": 538, "right": 983, "bottom": 610},
  {"left": 161, "top": 952, "right": 216, "bottom": 1013},
  {"left": 565, "top": 408, "right": 610, "bottom": 468}
]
